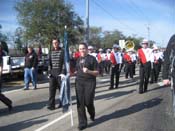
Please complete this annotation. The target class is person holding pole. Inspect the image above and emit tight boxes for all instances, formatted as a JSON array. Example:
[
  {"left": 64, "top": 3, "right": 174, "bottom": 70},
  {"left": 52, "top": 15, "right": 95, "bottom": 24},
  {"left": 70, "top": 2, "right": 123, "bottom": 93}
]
[{"left": 47, "top": 38, "right": 65, "bottom": 110}]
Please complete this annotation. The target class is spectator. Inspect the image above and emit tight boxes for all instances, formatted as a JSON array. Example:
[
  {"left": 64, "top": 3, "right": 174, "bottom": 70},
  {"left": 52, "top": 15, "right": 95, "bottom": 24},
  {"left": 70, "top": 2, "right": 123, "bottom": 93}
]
[{"left": 24, "top": 45, "right": 38, "bottom": 90}]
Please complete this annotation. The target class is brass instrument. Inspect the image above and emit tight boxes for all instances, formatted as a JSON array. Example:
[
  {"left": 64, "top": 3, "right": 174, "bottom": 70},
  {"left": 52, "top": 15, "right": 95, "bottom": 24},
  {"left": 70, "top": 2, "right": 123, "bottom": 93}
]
[{"left": 125, "top": 40, "right": 135, "bottom": 51}]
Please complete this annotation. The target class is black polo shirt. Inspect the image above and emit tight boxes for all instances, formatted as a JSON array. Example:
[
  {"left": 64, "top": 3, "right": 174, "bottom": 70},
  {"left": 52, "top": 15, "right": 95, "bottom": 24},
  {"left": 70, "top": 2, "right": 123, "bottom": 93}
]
[{"left": 76, "top": 54, "right": 98, "bottom": 80}]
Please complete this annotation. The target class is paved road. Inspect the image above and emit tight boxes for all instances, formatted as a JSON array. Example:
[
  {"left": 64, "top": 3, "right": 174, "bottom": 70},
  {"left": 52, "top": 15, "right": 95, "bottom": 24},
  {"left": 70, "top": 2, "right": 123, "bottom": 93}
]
[{"left": 0, "top": 71, "right": 175, "bottom": 131}]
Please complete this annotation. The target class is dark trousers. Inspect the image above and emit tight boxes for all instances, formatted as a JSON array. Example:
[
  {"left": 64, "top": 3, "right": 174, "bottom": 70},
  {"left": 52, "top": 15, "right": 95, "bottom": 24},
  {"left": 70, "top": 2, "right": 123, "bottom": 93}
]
[
  {"left": 0, "top": 73, "right": 2, "bottom": 93},
  {"left": 150, "top": 63, "right": 159, "bottom": 83},
  {"left": 0, "top": 93, "right": 12, "bottom": 107},
  {"left": 110, "top": 64, "right": 120, "bottom": 88},
  {"left": 139, "top": 62, "right": 151, "bottom": 93},
  {"left": 48, "top": 75, "right": 61, "bottom": 107},
  {"left": 75, "top": 78, "right": 96, "bottom": 127},
  {"left": 105, "top": 60, "right": 111, "bottom": 74},
  {"left": 98, "top": 62, "right": 104, "bottom": 76},
  {"left": 133, "top": 61, "right": 136, "bottom": 75},
  {"left": 125, "top": 63, "right": 134, "bottom": 78}
]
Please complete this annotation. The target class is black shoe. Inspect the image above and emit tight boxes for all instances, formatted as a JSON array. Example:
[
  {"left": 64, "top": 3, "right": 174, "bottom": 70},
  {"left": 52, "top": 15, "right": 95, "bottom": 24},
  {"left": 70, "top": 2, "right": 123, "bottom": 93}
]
[
  {"left": 78, "top": 125, "right": 87, "bottom": 130},
  {"left": 90, "top": 116, "right": 95, "bottom": 121},
  {"left": 144, "top": 89, "right": 147, "bottom": 93},
  {"left": 138, "top": 90, "right": 143, "bottom": 94},
  {"left": 109, "top": 87, "right": 114, "bottom": 90},
  {"left": 47, "top": 106, "right": 55, "bottom": 110},
  {"left": 150, "top": 81, "right": 153, "bottom": 84},
  {"left": 8, "top": 104, "right": 13, "bottom": 112},
  {"left": 57, "top": 104, "right": 62, "bottom": 109}
]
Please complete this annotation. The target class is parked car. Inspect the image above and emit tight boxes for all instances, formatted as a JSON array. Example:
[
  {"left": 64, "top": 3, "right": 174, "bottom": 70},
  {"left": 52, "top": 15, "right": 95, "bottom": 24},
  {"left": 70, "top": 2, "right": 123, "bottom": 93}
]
[
  {"left": 38, "top": 54, "right": 49, "bottom": 74},
  {"left": 2, "top": 56, "right": 11, "bottom": 75},
  {"left": 11, "top": 57, "right": 25, "bottom": 75}
]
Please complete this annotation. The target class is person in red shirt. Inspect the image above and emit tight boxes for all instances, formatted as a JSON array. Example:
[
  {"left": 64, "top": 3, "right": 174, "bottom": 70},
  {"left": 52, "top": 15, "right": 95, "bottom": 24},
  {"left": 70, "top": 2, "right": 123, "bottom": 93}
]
[{"left": 123, "top": 50, "right": 134, "bottom": 79}]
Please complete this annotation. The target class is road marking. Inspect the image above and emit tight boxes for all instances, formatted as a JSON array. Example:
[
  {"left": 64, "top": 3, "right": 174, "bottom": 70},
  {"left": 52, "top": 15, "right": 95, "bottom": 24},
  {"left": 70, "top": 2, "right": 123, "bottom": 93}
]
[
  {"left": 4, "top": 89, "right": 22, "bottom": 94},
  {"left": 158, "top": 82, "right": 164, "bottom": 86},
  {"left": 35, "top": 111, "right": 73, "bottom": 131}
]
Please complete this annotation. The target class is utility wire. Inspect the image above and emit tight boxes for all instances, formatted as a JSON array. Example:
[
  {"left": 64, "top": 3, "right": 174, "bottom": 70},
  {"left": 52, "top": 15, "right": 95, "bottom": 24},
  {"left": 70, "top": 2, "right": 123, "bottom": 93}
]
[{"left": 92, "top": 0, "right": 146, "bottom": 37}]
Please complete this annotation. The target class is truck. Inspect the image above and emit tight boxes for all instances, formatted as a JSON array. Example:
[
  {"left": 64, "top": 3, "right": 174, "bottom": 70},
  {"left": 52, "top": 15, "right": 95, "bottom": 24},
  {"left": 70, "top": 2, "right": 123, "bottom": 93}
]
[{"left": 2, "top": 56, "right": 25, "bottom": 77}]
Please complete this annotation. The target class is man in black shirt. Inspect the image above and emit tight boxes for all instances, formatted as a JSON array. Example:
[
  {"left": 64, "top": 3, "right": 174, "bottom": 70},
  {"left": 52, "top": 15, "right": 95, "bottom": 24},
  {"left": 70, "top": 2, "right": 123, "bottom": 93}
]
[
  {"left": 75, "top": 42, "right": 99, "bottom": 130},
  {"left": 47, "top": 38, "right": 65, "bottom": 110},
  {"left": 24, "top": 45, "right": 38, "bottom": 90}
]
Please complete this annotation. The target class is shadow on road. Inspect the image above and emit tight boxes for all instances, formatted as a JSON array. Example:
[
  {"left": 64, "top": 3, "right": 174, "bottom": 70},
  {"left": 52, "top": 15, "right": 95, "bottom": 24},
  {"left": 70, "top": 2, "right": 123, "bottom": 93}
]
[
  {"left": 88, "top": 97, "right": 162, "bottom": 128},
  {"left": 0, "top": 100, "right": 49, "bottom": 117},
  {"left": 0, "top": 118, "right": 48, "bottom": 131},
  {"left": 148, "top": 85, "right": 165, "bottom": 92},
  {"left": 95, "top": 90, "right": 135, "bottom": 101}
]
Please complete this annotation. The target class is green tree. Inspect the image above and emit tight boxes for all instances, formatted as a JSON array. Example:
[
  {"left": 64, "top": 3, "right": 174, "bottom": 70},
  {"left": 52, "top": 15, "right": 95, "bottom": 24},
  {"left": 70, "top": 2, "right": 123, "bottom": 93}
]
[
  {"left": 89, "top": 27, "right": 102, "bottom": 48},
  {"left": 0, "top": 41, "right": 9, "bottom": 54},
  {"left": 102, "top": 30, "right": 125, "bottom": 48},
  {"left": 15, "top": 0, "right": 84, "bottom": 47},
  {"left": 14, "top": 27, "right": 23, "bottom": 51},
  {"left": 0, "top": 24, "right": 8, "bottom": 42}
]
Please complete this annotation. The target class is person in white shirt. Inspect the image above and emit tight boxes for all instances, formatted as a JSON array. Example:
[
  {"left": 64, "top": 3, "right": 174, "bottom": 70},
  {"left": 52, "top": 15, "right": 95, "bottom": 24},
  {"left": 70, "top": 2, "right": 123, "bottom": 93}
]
[
  {"left": 137, "top": 39, "right": 153, "bottom": 93},
  {"left": 109, "top": 44, "right": 123, "bottom": 89}
]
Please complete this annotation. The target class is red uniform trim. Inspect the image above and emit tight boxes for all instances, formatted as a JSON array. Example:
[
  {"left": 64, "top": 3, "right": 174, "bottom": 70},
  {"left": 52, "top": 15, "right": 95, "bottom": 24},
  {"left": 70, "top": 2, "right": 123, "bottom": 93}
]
[
  {"left": 124, "top": 53, "right": 132, "bottom": 63},
  {"left": 138, "top": 48, "right": 147, "bottom": 64},
  {"left": 110, "top": 52, "right": 117, "bottom": 65}
]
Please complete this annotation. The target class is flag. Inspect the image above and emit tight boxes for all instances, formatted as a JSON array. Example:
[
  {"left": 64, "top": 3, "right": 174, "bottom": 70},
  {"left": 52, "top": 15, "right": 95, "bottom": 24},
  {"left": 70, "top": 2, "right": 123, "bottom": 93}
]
[{"left": 59, "top": 27, "right": 71, "bottom": 112}]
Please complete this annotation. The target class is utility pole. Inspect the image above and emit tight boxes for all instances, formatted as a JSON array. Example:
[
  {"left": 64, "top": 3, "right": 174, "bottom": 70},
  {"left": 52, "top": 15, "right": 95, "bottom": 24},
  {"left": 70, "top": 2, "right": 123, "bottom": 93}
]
[
  {"left": 147, "top": 25, "right": 150, "bottom": 41},
  {"left": 85, "top": 0, "right": 89, "bottom": 44}
]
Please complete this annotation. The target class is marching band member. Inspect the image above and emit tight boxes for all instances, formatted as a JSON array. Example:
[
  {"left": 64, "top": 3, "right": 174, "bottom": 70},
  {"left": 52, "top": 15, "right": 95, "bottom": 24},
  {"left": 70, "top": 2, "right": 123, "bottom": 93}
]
[
  {"left": 130, "top": 51, "right": 137, "bottom": 75},
  {"left": 97, "top": 48, "right": 105, "bottom": 76},
  {"left": 137, "top": 39, "right": 153, "bottom": 93},
  {"left": 105, "top": 49, "right": 111, "bottom": 74},
  {"left": 123, "top": 49, "right": 134, "bottom": 79},
  {"left": 109, "top": 44, "right": 123, "bottom": 89},
  {"left": 88, "top": 45, "right": 97, "bottom": 59},
  {"left": 150, "top": 46, "right": 161, "bottom": 83}
]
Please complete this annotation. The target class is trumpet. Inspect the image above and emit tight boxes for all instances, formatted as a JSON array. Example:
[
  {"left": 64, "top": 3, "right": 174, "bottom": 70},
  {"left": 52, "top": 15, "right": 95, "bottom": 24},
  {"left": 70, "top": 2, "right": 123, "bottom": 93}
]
[{"left": 125, "top": 40, "right": 135, "bottom": 50}]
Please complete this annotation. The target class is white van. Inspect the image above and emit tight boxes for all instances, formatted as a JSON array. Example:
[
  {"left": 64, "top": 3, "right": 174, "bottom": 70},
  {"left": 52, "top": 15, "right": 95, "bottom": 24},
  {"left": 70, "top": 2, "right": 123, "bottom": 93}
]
[{"left": 2, "top": 56, "right": 11, "bottom": 75}]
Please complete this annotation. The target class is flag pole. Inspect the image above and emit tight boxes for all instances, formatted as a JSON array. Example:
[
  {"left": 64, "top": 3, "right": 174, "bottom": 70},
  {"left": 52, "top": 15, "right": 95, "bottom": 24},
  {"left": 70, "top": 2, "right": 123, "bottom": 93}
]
[{"left": 64, "top": 25, "right": 74, "bottom": 126}]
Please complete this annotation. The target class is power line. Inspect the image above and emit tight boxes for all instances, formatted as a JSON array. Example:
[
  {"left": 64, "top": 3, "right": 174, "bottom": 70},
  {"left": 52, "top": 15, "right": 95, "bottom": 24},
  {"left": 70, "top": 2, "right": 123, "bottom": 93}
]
[
  {"left": 128, "top": 0, "right": 150, "bottom": 24},
  {"left": 92, "top": 0, "right": 146, "bottom": 37},
  {"left": 122, "top": 0, "right": 149, "bottom": 26}
]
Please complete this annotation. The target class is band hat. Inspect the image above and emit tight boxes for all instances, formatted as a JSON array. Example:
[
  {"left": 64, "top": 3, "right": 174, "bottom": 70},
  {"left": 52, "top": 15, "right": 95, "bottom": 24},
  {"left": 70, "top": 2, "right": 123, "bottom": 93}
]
[
  {"left": 113, "top": 44, "right": 120, "bottom": 48},
  {"left": 88, "top": 45, "right": 94, "bottom": 49},
  {"left": 107, "top": 48, "right": 111, "bottom": 51},
  {"left": 99, "top": 48, "right": 103, "bottom": 52},
  {"left": 141, "top": 39, "right": 149, "bottom": 44},
  {"left": 152, "top": 44, "right": 158, "bottom": 50}
]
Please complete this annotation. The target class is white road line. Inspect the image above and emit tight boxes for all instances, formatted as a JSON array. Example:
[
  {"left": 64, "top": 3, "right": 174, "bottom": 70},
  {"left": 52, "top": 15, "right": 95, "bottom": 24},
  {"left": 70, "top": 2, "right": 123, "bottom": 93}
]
[
  {"left": 158, "top": 82, "right": 164, "bottom": 86},
  {"left": 4, "top": 89, "right": 23, "bottom": 94},
  {"left": 35, "top": 111, "right": 73, "bottom": 131},
  {"left": 97, "top": 78, "right": 109, "bottom": 82}
]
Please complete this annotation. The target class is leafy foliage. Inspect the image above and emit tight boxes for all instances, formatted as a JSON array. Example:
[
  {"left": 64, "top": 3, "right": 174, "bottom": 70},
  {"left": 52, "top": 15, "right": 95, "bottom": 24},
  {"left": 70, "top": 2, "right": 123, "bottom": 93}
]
[{"left": 15, "top": 0, "right": 84, "bottom": 47}]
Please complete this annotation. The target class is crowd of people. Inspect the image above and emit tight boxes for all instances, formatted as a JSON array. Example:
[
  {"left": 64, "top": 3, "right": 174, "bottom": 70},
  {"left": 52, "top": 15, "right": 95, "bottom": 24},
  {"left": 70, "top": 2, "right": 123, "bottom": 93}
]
[{"left": 0, "top": 36, "right": 171, "bottom": 130}]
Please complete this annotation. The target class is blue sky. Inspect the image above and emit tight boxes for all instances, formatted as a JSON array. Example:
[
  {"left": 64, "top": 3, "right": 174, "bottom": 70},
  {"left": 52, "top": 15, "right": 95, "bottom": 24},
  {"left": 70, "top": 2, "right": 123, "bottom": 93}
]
[{"left": 0, "top": 0, "right": 174, "bottom": 47}]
